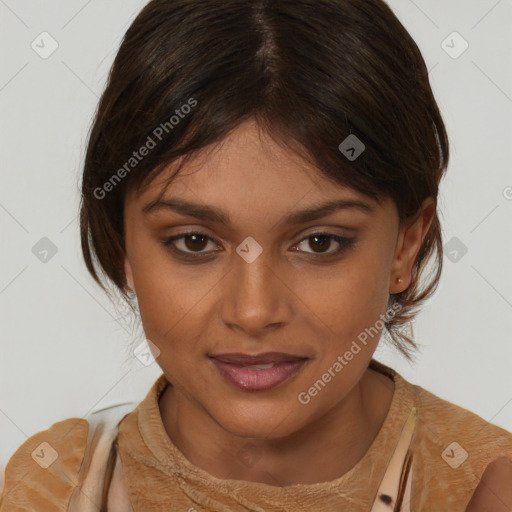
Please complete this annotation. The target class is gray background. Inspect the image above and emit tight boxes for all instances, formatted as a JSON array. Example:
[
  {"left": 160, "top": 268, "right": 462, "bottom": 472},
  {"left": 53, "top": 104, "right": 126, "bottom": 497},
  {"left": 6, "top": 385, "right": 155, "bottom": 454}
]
[{"left": 1, "top": 0, "right": 511, "bottom": 470}]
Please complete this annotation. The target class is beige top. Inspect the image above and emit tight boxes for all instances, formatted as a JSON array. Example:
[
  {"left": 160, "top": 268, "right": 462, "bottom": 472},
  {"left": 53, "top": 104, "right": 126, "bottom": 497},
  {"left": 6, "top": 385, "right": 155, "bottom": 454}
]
[{"left": 1, "top": 358, "right": 511, "bottom": 511}]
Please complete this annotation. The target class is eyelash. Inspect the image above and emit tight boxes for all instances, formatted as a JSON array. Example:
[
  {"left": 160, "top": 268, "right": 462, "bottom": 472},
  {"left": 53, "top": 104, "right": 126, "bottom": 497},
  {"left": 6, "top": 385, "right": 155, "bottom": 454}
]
[{"left": 162, "top": 230, "right": 356, "bottom": 261}]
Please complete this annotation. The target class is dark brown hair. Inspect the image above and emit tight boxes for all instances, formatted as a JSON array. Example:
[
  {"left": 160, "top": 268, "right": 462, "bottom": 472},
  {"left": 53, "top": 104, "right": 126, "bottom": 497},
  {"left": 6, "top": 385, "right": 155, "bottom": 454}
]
[{"left": 79, "top": 0, "right": 449, "bottom": 362}]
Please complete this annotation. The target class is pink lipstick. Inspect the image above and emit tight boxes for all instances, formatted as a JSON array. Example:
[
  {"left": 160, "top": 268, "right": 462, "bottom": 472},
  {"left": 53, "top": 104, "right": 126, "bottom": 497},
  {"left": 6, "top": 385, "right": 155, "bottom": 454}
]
[{"left": 208, "top": 352, "right": 309, "bottom": 391}]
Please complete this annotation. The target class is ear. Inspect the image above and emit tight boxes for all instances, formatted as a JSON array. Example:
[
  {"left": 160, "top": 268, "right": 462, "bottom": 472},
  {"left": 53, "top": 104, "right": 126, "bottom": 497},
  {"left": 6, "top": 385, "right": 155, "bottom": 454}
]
[
  {"left": 389, "top": 197, "right": 436, "bottom": 294},
  {"left": 124, "top": 255, "right": 135, "bottom": 293}
]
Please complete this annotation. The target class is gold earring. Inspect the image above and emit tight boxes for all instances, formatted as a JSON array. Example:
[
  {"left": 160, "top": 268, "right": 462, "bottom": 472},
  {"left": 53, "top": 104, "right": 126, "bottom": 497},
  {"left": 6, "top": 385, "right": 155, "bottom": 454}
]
[{"left": 397, "top": 277, "right": 403, "bottom": 283}]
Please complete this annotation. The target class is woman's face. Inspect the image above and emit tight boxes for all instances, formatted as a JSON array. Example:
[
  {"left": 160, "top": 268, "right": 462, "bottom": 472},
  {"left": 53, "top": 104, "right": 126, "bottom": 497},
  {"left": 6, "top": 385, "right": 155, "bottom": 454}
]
[{"left": 123, "top": 118, "right": 434, "bottom": 438}]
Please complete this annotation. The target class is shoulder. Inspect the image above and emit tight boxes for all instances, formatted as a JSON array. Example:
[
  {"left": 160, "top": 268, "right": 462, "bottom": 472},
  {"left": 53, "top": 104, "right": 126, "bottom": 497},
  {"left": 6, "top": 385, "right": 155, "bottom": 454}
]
[
  {"left": 397, "top": 378, "right": 512, "bottom": 507},
  {"left": 0, "top": 401, "right": 137, "bottom": 510},
  {"left": 409, "top": 381, "right": 512, "bottom": 454},
  {"left": 0, "top": 417, "right": 89, "bottom": 510}
]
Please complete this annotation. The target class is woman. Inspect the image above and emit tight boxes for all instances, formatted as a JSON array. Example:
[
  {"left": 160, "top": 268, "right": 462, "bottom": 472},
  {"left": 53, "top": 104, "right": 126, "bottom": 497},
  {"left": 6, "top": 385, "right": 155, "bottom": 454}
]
[{"left": 1, "top": 0, "right": 511, "bottom": 510}]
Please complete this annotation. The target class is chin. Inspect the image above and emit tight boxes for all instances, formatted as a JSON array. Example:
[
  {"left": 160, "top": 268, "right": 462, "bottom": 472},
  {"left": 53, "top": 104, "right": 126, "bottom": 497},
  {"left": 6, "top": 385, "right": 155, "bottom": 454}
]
[{"left": 213, "top": 404, "right": 304, "bottom": 440}]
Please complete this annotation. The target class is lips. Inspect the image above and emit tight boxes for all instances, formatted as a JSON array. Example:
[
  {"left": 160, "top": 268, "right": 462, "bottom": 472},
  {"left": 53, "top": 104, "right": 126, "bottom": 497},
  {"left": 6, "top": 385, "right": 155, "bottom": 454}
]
[
  {"left": 209, "top": 357, "right": 309, "bottom": 391},
  {"left": 208, "top": 352, "right": 308, "bottom": 366},
  {"left": 208, "top": 352, "right": 310, "bottom": 391}
]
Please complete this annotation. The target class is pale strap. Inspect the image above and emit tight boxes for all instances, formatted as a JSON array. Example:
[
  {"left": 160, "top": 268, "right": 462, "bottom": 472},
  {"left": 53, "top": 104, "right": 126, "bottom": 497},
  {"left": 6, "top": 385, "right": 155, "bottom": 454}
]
[
  {"left": 67, "top": 402, "right": 137, "bottom": 512},
  {"left": 107, "top": 448, "right": 134, "bottom": 511},
  {"left": 370, "top": 406, "right": 418, "bottom": 511}
]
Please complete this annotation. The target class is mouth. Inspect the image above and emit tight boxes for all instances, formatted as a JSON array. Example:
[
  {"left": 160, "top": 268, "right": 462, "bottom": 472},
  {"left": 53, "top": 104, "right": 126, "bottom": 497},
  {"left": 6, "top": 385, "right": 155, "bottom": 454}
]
[{"left": 208, "top": 352, "right": 310, "bottom": 391}]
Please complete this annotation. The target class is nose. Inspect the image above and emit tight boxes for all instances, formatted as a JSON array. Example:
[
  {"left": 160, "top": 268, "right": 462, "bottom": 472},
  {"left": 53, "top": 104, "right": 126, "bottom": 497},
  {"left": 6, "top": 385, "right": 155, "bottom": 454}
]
[{"left": 219, "top": 249, "right": 294, "bottom": 336}]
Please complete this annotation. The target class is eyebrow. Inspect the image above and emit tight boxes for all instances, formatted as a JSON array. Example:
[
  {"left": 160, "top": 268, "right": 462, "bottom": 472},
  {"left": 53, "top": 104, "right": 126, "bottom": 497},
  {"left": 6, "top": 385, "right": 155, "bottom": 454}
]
[{"left": 142, "top": 197, "right": 375, "bottom": 225}]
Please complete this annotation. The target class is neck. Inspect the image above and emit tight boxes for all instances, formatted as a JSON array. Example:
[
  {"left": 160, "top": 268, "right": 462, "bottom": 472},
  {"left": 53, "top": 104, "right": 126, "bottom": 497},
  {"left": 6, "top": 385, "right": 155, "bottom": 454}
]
[{"left": 158, "top": 366, "right": 394, "bottom": 486}]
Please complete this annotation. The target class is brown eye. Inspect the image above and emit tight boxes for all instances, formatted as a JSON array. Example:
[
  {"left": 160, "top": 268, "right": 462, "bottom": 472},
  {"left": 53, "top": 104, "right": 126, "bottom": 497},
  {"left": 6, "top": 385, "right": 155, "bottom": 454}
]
[
  {"left": 183, "top": 234, "right": 209, "bottom": 252},
  {"left": 163, "top": 232, "right": 217, "bottom": 254},
  {"left": 162, "top": 230, "right": 356, "bottom": 262},
  {"left": 307, "top": 234, "right": 333, "bottom": 253},
  {"left": 293, "top": 232, "right": 355, "bottom": 256}
]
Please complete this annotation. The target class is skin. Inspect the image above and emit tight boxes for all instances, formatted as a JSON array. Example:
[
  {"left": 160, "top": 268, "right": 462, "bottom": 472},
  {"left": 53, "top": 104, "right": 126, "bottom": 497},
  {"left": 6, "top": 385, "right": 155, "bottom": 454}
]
[
  {"left": 123, "top": 118, "right": 436, "bottom": 486},
  {"left": 465, "top": 456, "right": 512, "bottom": 511}
]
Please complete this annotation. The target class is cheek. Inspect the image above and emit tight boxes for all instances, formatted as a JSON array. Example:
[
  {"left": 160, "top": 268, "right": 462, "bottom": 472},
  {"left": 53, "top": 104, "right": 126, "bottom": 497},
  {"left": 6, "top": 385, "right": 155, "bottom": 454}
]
[
  {"left": 298, "top": 256, "right": 389, "bottom": 348},
  {"left": 129, "top": 249, "right": 186, "bottom": 333},
  {"left": 126, "top": 233, "right": 228, "bottom": 375}
]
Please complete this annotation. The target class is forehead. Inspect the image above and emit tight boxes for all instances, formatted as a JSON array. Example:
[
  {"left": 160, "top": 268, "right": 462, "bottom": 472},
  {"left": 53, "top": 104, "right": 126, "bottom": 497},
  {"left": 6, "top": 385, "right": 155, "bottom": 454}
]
[{"left": 130, "top": 119, "right": 377, "bottom": 210}]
